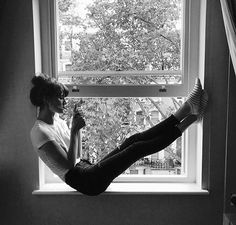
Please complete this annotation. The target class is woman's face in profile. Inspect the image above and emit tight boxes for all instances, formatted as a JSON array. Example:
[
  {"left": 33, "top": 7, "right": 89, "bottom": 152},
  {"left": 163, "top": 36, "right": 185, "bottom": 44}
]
[{"left": 47, "top": 92, "right": 67, "bottom": 114}]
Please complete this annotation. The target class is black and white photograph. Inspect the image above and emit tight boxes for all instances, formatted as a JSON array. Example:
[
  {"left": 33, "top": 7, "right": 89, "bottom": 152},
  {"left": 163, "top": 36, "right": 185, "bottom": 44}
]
[{"left": 0, "top": 0, "right": 236, "bottom": 224}]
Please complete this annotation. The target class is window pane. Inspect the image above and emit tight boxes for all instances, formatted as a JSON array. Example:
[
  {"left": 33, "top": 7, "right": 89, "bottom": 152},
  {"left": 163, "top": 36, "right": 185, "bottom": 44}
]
[
  {"left": 57, "top": 0, "right": 183, "bottom": 84},
  {"left": 61, "top": 97, "right": 184, "bottom": 175}
]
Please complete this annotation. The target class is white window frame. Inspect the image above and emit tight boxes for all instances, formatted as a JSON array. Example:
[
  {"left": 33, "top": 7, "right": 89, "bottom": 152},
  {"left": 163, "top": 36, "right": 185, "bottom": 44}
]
[{"left": 33, "top": 0, "right": 206, "bottom": 190}]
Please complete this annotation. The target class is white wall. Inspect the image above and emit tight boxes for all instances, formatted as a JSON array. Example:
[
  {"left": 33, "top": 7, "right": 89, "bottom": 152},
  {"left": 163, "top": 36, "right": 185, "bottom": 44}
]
[{"left": 0, "top": 0, "right": 231, "bottom": 224}]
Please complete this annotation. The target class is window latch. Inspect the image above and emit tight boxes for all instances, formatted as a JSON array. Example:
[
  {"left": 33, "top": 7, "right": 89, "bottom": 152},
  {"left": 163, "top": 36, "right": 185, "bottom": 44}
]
[
  {"left": 159, "top": 86, "right": 167, "bottom": 92},
  {"left": 72, "top": 85, "right": 80, "bottom": 92}
]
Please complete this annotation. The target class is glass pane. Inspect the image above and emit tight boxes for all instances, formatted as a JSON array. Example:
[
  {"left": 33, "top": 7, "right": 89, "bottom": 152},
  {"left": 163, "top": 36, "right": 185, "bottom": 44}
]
[
  {"left": 61, "top": 97, "right": 184, "bottom": 176},
  {"left": 57, "top": 0, "right": 183, "bottom": 83}
]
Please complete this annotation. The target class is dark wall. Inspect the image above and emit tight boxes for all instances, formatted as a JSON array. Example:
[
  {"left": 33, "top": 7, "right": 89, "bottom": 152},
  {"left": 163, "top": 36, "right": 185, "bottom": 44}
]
[
  {"left": 0, "top": 0, "right": 39, "bottom": 224},
  {"left": 0, "top": 0, "right": 231, "bottom": 224}
]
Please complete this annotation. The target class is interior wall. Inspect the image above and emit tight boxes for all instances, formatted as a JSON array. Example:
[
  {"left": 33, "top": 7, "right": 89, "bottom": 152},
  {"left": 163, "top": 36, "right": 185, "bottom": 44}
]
[
  {"left": 0, "top": 0, "right": 230, "bottom": 225},
  {"left": 0, "top": 0, "right": 39, "bottom": 224}
]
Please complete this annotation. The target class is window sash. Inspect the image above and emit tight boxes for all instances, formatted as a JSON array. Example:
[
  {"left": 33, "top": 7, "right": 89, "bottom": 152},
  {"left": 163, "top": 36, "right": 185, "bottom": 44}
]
[
  {"left": 41, "top": 0, "right": 195, "bottom": 88},
  {"left": 55, "top": 0, "right": 187, "bottom": 84}
]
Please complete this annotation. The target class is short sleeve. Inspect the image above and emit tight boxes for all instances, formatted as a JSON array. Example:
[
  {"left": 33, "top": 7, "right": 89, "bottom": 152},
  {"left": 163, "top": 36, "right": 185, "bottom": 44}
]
[
  {"left": 30, "top": 125, "right": 55, "bottom": 149},
  {"left": 56, "top": 116, "right": 71, "bottom": 136},
  {"left": 61, "top": 120, "right": 70, "bottom": 135}
]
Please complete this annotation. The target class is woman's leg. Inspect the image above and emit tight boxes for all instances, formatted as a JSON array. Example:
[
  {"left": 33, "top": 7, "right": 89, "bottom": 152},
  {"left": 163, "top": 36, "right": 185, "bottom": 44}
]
[
  {"left": 99, "top": 96, "right": 199, "bottom": 162},
  {"left": 97, "top": 109, "right": 202, "bottom": 182},
  {"left": 127, "top": 78, "right": 203, "bottom": 144},
  {"left": 100, "top": 78, "right": 203, "bottom": 163},
  {"left": 99, "top": 114, "right": 180, "bottom": 162},
  {"left": 65, "top": 115, "right": 198, "bottom": 196},
  {"left": 97, "top": 125, "right": 182, "bottom": 182}
]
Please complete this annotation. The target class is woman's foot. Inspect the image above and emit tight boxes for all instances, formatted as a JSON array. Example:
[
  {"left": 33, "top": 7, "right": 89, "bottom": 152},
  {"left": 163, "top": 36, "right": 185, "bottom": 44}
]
[
  {"left": 173, "top": 78, "right": 204, "bottom": 122},
  {"left": 177, "top": 90, "right": 208, "bottom": 132},
  {"left": 186, "top": 78, "right": 202, "bottom": 115},
  {"left": 197, "top": 90, "right": 208, "bottom": 122}
]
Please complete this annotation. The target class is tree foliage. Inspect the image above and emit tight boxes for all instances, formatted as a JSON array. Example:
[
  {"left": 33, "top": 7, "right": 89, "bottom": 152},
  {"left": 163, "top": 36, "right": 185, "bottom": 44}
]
[{"left": 59, "top": 0, "right": 181, "bottom": 72}]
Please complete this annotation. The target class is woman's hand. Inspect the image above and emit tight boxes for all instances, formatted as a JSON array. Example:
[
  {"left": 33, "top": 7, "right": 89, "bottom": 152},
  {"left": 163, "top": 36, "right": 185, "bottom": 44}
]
[{"left": 71, "top": 104, "right": 86, "bottom": 135}]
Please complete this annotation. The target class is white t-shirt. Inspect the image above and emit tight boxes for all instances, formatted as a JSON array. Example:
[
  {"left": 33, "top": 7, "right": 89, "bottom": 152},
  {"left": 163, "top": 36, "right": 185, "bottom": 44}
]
[{"left": 30, "top": 114, "right": 71, "bottom": 181}]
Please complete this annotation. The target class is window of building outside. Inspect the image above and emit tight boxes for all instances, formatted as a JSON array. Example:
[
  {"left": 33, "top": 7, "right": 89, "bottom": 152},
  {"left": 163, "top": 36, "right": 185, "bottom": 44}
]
[{"left": 37, "top": 0, "right": 203, "bottom": 188}]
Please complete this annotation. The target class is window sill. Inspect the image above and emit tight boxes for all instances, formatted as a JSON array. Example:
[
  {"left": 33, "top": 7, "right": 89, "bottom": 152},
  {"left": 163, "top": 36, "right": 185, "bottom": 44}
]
[{"left": 32, "top": 182, "right": 209, "bottom": 195}]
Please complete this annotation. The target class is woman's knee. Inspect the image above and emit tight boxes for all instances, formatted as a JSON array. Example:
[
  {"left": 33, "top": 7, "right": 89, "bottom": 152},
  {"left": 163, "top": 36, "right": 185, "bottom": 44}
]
[{"left": 120, "top": 133, "right": 141, "bottom": 149}]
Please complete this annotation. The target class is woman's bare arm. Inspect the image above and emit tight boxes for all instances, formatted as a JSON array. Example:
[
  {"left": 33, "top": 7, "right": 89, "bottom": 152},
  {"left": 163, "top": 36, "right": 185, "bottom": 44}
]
[
  {"left": 39, "top": 140, "right": 74, "bottom": 170},
  {"left": 67, "top": 107, "right": 86, "bottom": 166},
  {"left": 67, "top": 131, "right": 79, "bottom": 166}
]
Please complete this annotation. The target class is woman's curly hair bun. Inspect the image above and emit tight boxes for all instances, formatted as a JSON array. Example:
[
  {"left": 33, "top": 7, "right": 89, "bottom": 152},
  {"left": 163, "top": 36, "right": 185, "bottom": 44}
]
[
  {"left": 30, "top": 74, "right": 49, "bottom": 107},
  {"left": 30, "top": 74, "right": 69, "bottom": 107},
  {"left": 31, "top": 74, "right": 49, "bottom": 87}
]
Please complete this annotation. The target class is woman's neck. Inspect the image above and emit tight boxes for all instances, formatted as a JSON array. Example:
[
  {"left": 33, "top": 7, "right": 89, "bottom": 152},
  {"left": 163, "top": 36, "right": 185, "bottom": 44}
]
[{"left": 37, "top": 108, "right": 55, "bottom": 125}]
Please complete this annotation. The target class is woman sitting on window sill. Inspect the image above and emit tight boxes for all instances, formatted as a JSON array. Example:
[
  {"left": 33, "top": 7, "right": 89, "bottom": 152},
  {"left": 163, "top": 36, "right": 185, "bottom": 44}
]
[{"left": 30, "top": 74, "right": 208, "bottom": 196}]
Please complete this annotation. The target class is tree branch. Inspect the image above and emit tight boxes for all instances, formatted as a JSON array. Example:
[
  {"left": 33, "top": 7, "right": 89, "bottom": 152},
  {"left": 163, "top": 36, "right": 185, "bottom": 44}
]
[{"left": 132, "top": 14, "right": 180, "bottom": 52}]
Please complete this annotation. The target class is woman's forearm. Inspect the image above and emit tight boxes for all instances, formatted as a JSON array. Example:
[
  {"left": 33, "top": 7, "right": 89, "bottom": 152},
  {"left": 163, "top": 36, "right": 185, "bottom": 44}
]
[
  {"left": 77, "top": 130, "right": 82, "bottom": 158},
  {"left": 68, "top": 112, "right": 85, "bottom": 166},
  {"left": 67, "top": 131, "right": 80, "bottom": 166}
]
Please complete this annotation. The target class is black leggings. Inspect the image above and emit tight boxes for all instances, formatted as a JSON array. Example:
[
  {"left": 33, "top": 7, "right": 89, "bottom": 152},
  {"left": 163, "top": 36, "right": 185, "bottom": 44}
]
[{"left": 65, "top": 115, "right": 182, "bottom": 196}]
